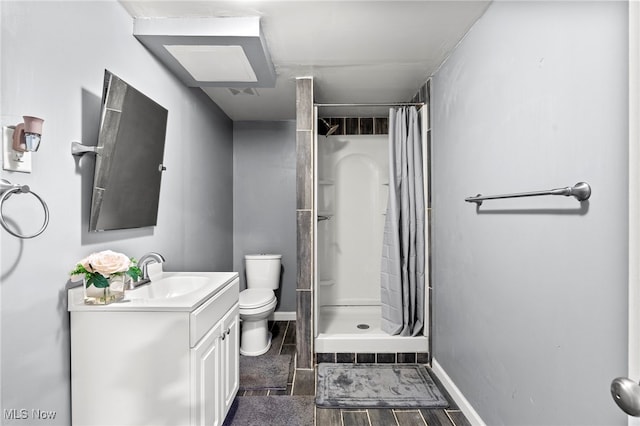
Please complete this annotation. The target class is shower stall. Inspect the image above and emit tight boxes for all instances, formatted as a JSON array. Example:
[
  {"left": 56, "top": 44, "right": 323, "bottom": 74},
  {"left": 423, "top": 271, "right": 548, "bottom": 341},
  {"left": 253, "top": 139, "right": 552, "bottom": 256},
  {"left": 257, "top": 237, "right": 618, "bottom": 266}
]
[{"left": 314, "top": 108, "right": 430, "bottom": 355}]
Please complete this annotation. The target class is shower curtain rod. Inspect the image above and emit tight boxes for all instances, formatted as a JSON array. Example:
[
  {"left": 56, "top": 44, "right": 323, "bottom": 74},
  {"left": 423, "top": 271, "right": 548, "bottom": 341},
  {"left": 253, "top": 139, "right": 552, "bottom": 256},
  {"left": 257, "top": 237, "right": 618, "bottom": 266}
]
[{"left": 315, "top": 102, "right": 424, "bottom": 107}]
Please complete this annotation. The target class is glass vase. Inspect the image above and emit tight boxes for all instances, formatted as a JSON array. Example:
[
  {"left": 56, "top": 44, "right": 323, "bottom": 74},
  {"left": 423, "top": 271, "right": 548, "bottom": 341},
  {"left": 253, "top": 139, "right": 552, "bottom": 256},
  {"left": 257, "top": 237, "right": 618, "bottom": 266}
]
[{"left": 83, "top": 275, "right": 128, "bottom": 305}]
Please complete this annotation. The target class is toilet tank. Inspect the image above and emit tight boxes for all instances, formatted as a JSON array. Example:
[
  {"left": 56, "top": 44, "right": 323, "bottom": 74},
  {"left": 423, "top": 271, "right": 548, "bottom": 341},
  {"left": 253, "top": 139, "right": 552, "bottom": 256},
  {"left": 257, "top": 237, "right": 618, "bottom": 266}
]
[{"left": 245, "top": 254, "right": 282, "bottom": 290}]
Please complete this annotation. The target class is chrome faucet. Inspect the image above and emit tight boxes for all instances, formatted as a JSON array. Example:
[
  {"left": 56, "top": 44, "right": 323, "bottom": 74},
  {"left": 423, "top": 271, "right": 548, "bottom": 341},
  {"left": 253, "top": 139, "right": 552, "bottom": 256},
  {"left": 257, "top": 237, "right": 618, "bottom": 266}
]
[
  {"left": 139, "top": 252, "right": 165, "bottom": 280},
  {"left": 128, "top": 252, "right": 165, "bottom": 289}
]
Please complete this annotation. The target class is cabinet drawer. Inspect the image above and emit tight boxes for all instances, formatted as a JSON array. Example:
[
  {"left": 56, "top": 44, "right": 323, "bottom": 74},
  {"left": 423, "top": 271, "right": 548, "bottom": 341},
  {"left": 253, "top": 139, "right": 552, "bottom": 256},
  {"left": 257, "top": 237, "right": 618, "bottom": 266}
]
[{"left": 190, "top": 278, "right": 239, "bottom": 347}]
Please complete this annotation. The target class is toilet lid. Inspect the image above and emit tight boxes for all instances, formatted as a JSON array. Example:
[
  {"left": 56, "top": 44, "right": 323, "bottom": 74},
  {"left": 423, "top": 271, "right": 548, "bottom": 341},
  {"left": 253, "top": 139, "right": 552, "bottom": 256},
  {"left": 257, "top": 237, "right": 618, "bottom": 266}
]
[
  {"left": 245, "top": 254, "right": 282, "bottom": 260},
  {"left": 240, "top": 289, "right": 275, "bottom": 308}
]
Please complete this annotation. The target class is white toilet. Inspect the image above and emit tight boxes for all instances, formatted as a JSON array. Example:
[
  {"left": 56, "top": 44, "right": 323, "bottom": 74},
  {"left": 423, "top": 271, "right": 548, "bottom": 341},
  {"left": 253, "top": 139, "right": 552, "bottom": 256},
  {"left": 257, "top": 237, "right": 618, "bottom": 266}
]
[{"left": 239, "top": 254, "right": 282, "bottom": 356}]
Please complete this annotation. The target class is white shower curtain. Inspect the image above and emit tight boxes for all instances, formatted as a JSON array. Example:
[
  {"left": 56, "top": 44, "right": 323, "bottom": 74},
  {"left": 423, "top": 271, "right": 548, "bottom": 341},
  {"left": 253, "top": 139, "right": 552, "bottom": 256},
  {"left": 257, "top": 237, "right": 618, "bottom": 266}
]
[{"left": 380, "top": 106, "right": 425, "bottom": 336}]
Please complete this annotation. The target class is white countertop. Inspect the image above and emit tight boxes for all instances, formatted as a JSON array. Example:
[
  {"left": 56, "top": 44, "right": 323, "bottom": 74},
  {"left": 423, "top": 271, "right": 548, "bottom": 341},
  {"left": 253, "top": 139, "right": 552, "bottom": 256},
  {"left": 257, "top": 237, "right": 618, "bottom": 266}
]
[{"left": 68, "top": 271, "right": 239, "bottom": 312}]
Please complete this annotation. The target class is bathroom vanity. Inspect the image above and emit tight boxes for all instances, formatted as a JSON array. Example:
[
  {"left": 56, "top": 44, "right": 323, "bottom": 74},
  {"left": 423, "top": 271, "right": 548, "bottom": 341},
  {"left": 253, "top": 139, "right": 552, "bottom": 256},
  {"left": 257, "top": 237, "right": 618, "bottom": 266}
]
[{"left": 68, "top": 272, "right": 239, "bottom": 426}]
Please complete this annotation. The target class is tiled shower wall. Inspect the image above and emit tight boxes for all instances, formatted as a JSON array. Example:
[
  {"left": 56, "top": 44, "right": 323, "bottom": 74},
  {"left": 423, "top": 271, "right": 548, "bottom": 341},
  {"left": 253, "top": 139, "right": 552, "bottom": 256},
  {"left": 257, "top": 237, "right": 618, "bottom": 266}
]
[
  {"left": 295, "top": 78, "right": 314, "bottom": 370},
  {"left": 318, "top": 117, "right": 389, "bottom": 135},
  {"left": 295, "top": 78, "right": 432, "bottom": 369}
]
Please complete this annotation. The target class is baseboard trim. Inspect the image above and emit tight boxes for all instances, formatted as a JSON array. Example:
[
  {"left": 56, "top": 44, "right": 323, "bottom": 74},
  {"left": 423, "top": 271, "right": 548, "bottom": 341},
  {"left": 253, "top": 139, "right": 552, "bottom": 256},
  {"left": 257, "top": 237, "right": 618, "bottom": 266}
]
[
  {"left": 271, "top": 311, "right": 296, "bottom": 321},
  {"left": 432, "top": 358, "right": 486, "bottom": 426}
]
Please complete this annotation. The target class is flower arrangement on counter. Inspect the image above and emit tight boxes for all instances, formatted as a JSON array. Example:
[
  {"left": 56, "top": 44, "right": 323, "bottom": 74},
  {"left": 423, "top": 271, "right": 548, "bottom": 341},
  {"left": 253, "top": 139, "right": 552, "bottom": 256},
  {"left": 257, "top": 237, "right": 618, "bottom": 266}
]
[{"left": 70, "top": 250, "right": 141, "bottom": 288}]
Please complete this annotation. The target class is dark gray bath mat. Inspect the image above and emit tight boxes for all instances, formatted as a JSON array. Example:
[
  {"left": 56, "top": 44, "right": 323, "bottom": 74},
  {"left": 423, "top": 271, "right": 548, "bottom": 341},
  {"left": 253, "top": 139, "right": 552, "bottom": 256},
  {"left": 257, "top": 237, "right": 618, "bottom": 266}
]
[
  {"left": 315, "top": 363, "right": 449, "bottom": 408},
  {"left": 239, "top": 354, "right": 292, "bottom": 390},
  {"left": 222, "top": 396, "right": 314, "bottom": 426}
]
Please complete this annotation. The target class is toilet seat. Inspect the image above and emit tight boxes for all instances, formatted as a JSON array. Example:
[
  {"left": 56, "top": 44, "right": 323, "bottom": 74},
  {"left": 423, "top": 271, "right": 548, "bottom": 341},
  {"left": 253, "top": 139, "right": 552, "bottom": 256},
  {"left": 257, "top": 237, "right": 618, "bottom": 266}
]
[{"left": 239, "top": 288, "right": 275, "bottom": 309}]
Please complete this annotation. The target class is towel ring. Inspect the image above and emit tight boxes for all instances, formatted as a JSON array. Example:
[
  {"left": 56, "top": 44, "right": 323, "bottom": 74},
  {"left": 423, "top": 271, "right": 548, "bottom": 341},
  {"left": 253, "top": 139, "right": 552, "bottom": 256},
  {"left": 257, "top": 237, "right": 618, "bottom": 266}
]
[{"left": 0, "top": 179, "right": 49, "bottom": 239}]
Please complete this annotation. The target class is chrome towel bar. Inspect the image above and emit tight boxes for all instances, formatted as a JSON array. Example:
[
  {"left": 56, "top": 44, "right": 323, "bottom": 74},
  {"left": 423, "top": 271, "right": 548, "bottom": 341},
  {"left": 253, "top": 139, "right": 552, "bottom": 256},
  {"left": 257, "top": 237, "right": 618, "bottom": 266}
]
[{"left": 465, "top": 182, "right": 591, "bottom": 206}]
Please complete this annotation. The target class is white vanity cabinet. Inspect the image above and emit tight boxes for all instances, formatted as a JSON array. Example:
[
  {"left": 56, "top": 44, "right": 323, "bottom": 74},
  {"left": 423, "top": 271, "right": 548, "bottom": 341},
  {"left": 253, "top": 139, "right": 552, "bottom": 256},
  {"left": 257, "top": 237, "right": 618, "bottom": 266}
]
[
  {"left": 68, "top": 272, "right": 239, "bottom": 426},
  {"left": 221, "top": 307, "right": 240, "bottom": 415},
  {"left": 190, "top": 292, "right": 239, "bottom": 426}
]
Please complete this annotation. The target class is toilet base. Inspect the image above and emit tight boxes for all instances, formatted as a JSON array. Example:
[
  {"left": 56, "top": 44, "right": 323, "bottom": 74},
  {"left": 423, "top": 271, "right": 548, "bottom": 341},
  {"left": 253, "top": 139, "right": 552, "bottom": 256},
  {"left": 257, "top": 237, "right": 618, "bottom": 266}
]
[{"left": 240, "top": 319, "right": 272, "bottom": 356}]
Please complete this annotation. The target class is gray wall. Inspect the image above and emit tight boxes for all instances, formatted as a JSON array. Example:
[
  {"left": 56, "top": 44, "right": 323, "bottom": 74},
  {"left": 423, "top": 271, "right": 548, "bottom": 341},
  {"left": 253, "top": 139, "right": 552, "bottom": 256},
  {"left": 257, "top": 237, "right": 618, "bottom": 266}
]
[
  {"left": 431, "top": 1, "right": 628, "bottom": 425},
  {"left": 1, "top": 1, "right": 233, "bottom": 424},
  {"left": 233, "top": 121, "right": 297, "bottom": 312}
]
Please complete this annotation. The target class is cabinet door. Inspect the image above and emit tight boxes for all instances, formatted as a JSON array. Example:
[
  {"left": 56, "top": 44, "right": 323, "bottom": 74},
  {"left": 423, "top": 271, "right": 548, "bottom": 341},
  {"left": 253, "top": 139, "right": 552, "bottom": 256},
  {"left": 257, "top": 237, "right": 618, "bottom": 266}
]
[
  {"left": 221, "top": 304, "right": 240, "bottom": 415},
  {"left": 192, "top": 322, "right": 222, "bottom": 426}
]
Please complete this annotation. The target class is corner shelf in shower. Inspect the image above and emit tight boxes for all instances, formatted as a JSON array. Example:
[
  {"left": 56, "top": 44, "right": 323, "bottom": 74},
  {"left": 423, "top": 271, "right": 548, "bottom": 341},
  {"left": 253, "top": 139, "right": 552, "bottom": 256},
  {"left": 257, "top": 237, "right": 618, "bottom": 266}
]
[
  {"left": 319, "top": 279, "right": 335, "bottom": 286},
  {"left": 318, "top": 179, "right": 335, "bottom": 186}
]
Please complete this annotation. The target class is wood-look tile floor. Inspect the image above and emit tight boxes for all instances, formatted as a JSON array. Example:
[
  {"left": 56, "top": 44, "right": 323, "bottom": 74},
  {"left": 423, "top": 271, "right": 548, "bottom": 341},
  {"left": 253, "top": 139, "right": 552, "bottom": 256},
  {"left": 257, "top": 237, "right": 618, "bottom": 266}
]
[{"left": 237, "top": 321, "right": 471, "bottom": 426}]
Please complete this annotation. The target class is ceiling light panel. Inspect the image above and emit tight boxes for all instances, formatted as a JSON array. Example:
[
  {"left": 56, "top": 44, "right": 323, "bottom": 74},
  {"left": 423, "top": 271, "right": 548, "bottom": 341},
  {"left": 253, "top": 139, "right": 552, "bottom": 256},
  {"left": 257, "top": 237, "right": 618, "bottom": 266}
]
[
  {"left": 133, "top": 17, "right": 276, "bottom": 88},
  {"left": 164, "top": 45, "right": 257, "bottom": 82}
]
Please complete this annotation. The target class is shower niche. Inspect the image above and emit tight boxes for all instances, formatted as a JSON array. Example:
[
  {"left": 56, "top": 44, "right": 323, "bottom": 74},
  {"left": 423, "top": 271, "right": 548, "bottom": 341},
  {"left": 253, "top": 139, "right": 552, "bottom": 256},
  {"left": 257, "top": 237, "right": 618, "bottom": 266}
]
[{"left": 317, "top": 178, "right": 335, "bottom": 288}]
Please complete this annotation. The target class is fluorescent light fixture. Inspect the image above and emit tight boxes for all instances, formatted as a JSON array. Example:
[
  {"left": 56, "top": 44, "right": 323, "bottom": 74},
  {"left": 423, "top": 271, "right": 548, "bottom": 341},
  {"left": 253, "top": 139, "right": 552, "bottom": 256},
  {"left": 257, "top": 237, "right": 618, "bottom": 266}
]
[
  {"left": 164, "top": 45, "right": 257, "bottom": 82},
  {"left": 133, "top": 17, "right": 276, "bottom": 88}
]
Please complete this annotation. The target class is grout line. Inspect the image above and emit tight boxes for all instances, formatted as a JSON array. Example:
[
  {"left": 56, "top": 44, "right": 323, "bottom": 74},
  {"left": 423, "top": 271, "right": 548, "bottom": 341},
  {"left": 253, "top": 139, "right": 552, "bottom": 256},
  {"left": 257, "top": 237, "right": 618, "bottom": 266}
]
[
  {"left": 290, "top": 355, "right": 298, "bottom": 396},
  {"left": 416, "top": 408, "right": 428, "bottom": 426},
  {"left": 365, "top": 409, "right": 373, "bottom": 426},
  {"left": 277, "top": 320, "right": 288, "bottom": 355},
  {"left": 391, "top": 409, "right": 401, "bottom": 426},
  {"left": 445, "top": 409, "right": 458, "bottom": 426}
]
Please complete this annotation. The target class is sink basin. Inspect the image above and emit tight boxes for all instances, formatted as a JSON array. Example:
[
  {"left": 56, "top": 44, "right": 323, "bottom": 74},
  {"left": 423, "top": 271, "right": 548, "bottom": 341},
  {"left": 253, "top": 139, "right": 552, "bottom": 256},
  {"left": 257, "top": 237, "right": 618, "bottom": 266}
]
[
  {"left": 128, "top": 276, "right": 210, "bottom": 299},
  {"left": 67, "top": 271, "right": 239, "bottom": 312}
]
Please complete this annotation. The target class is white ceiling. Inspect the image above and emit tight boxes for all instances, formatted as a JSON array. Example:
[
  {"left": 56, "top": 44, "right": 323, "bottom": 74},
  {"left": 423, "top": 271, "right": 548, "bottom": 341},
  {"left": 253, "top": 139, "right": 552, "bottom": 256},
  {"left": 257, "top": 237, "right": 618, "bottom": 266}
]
[{"left": 119, "top": 1, "right": 491, "bottom": 121}]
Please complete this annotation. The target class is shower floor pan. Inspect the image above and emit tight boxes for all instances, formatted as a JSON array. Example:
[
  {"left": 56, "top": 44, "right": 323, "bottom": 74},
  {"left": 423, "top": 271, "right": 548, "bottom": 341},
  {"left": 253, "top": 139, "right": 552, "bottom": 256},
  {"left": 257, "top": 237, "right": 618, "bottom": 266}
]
[{"left": 316, "top": 305, "right": 428, "bottom": 353}]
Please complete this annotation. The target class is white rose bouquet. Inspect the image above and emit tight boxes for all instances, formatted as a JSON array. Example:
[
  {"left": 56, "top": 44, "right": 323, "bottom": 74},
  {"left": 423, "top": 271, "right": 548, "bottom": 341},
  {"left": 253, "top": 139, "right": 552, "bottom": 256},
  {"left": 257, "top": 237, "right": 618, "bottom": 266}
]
[{"left": 70, "top": 250, "right": 141, "bottom": 289}]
